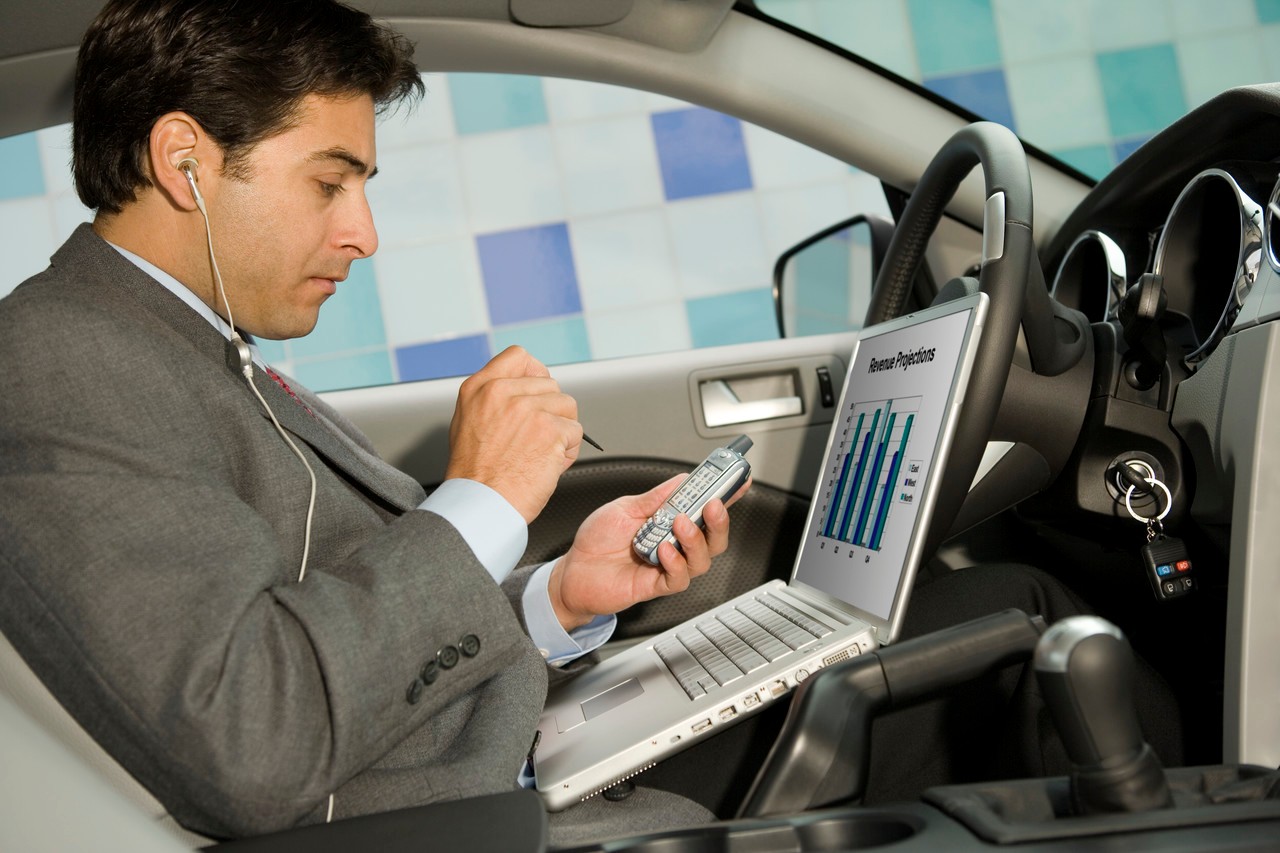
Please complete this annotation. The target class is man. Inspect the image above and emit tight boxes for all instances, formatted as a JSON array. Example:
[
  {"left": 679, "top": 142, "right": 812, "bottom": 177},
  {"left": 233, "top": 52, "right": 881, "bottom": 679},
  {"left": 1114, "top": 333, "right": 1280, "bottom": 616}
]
[{"left": 0, "top": 0, "right": 733, "bottom": 843}]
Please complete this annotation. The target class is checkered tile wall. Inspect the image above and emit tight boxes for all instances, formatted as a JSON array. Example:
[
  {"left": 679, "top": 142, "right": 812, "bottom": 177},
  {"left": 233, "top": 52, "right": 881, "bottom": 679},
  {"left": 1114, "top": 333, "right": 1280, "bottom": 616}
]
[{"left": 2, "top": 2, "right": 1275, "bottom": 391}]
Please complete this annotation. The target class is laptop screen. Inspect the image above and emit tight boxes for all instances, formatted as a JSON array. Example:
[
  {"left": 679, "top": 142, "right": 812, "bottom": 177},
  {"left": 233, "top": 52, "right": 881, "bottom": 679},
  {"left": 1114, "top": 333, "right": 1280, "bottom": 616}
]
[{"left": 791, "top": 293, "right": 987, "bottom": 640}]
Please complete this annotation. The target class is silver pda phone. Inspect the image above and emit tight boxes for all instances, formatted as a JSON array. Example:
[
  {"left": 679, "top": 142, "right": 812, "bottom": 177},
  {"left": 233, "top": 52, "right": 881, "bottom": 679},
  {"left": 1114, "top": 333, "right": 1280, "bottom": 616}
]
[{"left": 632, "top": 435, "right": 752, "bottom": 565}]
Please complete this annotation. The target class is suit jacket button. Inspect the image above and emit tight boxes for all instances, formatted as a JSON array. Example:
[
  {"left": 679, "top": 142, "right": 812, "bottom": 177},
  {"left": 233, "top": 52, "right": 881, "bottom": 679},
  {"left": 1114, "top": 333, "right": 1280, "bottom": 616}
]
[
  {"left": 406, "top": 678, "right": 424, "bottom": 705},
  {"left": 421, "top": 660, "right": 439, "bottom": 685},
  {"left": 438, "top": 644, "right": 460, "bottom": 669},
  {"left": 460, "top": 634, "right": 481, "bottom": 657}
]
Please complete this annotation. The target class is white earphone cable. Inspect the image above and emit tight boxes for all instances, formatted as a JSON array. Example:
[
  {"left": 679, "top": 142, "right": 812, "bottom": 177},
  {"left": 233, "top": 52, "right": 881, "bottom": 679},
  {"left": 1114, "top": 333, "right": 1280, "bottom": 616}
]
[{"left": 187, "top": 165, "right": 317, "bottom": 583}]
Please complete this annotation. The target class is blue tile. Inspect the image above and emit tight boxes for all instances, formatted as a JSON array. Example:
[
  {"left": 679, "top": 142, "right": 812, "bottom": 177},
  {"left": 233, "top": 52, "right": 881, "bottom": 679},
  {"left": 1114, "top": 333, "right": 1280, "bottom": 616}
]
[
  {"left": 448, "top": 73, "right": 549, "bottom": 135},
  {"left": 396, "top": 334, "right": 492, "bottom": 382},
  {"left": 476, "top": 223, "right": 582, "bottom": 326},
  {"left": 492, "top": 316, "right": 591, "bottom": 366},
  {"left": 1051, "top": 145, "right": 1114, "bottom": 181},
  {"left": 1256, "top": 0, "right": 1280, "bottom": 23},
  {"left": 908, "top": 0, "right": 1002, "bottom": 76},
  {"left": 290, "top": 258, "right": 386, "bottom": 359},
  {"left": 924, "top": 69, "right": 1016, "bottom": 131},
  {"left": 651, "top": 108, "right": 754, "bottom": 201},
  {"left": 293, "top": 351, "right": 394, "bottom": 393},
  {"left": 686, "top": 289, "right": 780, "bottom": 348},
  {"left": 0, "top": 133, "right": 46, "bottom": 200},
  {"left": 1112, "top": 135, "right": 1153, "bottom": 164},
  {"left": 1096, "top": 44, "right": 1187, "bottom": 138}
]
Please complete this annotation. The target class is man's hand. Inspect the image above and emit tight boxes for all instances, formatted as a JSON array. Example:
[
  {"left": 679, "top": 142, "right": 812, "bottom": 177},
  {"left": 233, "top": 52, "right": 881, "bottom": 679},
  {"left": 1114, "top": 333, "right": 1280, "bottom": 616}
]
[
  {"left": 445, "top": 346, "right": 582, "bottom": 524},
  {"left": 546, "top": 474, "right": 751, "bottom": 632}
]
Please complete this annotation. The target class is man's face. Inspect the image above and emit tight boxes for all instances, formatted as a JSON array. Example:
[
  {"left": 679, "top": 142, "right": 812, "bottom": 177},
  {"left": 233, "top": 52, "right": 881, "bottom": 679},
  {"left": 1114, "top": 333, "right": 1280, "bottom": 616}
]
[{"left": 208, "top": 93, "right": 379, "bottom": 340}]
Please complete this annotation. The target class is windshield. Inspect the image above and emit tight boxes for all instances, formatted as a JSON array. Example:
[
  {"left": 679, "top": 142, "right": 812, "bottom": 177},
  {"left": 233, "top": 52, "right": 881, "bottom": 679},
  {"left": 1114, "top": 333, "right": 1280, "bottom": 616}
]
[{"left": 753, "top": 0, "right": 1277, "bottom": 181}]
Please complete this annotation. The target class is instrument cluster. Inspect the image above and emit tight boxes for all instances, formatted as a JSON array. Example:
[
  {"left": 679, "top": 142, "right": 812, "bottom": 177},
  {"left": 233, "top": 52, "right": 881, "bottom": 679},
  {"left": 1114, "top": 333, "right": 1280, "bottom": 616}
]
[{"left": 1051, "top": 164, "right": 1277, "bottom": 369}]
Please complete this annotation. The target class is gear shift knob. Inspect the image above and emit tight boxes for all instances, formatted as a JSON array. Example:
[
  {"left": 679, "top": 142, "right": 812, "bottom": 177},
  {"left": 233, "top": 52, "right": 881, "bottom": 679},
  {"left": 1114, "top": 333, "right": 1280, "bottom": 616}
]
[{"left": 1034, "top": 616, "right": 1172, "bottom": 815}]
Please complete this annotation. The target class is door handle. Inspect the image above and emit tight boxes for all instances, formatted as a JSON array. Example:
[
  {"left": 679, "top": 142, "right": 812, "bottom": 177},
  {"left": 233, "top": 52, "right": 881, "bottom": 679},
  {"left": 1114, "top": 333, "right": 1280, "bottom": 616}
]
[{"left": 700, "top": 379, "right": 803, "bottom": 427}]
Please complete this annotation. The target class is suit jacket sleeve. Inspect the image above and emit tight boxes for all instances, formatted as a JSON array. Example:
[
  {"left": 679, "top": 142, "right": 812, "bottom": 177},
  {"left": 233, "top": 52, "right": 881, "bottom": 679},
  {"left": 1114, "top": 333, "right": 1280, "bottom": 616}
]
[{"left": 0, "top": 241, "right": 544, "bottom": 837}]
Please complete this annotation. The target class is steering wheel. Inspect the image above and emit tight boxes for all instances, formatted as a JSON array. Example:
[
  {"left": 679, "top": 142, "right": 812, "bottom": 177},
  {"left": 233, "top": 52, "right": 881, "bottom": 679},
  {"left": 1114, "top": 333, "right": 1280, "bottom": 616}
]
[{"left": 865, "top": 122, "right": 1034, "bottom": 554}]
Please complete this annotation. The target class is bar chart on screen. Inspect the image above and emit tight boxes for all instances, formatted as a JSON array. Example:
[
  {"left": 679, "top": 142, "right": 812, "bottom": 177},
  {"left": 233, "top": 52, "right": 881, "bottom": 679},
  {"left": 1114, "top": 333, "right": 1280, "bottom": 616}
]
[{"left": 818, "top": 395, "right": 922, "bottom": 552}]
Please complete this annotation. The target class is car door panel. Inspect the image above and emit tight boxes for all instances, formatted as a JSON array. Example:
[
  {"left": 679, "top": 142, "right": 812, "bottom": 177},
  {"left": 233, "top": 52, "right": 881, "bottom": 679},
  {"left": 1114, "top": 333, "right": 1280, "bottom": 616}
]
[{"left": 324, "top": 332, "right": 858, "bottom": 636}]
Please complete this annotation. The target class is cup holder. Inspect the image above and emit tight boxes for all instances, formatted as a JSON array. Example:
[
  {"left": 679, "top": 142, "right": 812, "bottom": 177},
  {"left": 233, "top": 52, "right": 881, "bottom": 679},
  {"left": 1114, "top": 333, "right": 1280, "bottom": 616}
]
[
  {"left": 793, "top": 813, "right": 922, "bottom": 850},
  {"left": 589, "top": 812, "right": 923, "bottom": 852}
]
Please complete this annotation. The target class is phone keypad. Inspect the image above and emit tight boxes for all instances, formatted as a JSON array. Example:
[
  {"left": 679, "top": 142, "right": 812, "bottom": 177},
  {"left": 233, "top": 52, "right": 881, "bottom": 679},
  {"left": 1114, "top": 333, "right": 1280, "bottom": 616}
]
[
  {"left": 632, "top": 445, "right": 749, "bottom": 565},
  {"left": 670, "top": 468, "right": 719, "bottom": 513}
]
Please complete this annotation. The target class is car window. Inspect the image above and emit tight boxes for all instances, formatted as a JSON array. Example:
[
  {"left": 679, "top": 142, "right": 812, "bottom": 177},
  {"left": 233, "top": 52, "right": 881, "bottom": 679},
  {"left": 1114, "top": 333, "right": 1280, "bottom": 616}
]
[
  {"left": 755, "top": 0, "right": 1279, "bottom": 182},
  {"left": 0, "top": 73, "right": 889, "bottom": 392}
]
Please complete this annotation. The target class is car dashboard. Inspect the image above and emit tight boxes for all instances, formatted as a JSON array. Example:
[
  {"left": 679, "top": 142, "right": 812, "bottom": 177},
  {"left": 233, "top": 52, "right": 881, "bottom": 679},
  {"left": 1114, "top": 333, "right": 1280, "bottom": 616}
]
[{"left": 1033, "top": 83, "right": 1280, "bottom": 777}]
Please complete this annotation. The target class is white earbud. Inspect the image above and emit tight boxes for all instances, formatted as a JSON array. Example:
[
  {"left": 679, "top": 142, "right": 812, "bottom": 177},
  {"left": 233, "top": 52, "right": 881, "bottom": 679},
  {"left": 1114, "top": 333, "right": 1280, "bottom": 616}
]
[{"left": 176, "top": 157, "right": 205, "bottom": 211}]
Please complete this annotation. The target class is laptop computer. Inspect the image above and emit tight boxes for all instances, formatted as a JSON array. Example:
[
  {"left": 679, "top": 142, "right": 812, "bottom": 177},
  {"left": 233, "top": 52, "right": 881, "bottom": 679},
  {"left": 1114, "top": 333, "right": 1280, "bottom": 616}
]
[{"left": 534, "top": 292, "right": 989, "bottom": 810}]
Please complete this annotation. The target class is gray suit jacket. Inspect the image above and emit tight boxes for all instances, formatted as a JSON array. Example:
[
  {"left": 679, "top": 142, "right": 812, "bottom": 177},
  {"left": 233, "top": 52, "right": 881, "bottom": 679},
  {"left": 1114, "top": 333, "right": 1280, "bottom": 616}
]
[{"left": 0, "top": 225, "right": 553, "bottom": 838}]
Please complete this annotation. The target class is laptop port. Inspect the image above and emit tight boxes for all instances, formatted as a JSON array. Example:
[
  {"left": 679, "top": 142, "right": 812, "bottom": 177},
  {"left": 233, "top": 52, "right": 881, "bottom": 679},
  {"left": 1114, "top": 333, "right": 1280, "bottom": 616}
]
[
  {"left": 823, "top": 647, "right": 856, "bottom": 667},
  {"left": 719, "top": 706, "right": 738, "bottom": 721},
  {"left": 768, "top": 680, "right": 788, "bottom": 698},
  {"left": 742, "top": 693, "right": 761, "bottom": 708},
  {"left": 692, "top": 718, "right": 712, "bottom": 734}
]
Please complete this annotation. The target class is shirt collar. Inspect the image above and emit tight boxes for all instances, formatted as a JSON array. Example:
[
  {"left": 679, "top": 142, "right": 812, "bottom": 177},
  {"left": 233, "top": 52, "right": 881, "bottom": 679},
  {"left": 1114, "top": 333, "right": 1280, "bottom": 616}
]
[{"left": 107, "top": 241, "right": 266, "bottom": 368}]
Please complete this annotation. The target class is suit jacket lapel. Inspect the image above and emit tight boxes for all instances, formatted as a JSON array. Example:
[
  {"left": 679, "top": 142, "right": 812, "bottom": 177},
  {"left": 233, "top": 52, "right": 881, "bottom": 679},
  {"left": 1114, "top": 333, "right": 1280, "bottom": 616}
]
[
  {"left": 237, "top": 343, "right": 424, "bottom": 512},
  {"left": 57, "top": 225, "right": 422, "bottom": 513}
]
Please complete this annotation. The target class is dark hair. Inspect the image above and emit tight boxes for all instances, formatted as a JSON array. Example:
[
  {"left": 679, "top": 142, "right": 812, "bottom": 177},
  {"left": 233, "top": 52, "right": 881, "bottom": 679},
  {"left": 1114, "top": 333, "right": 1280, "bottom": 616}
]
[{"left": 73, "top": 0, "right": 424, "bottom": 213}]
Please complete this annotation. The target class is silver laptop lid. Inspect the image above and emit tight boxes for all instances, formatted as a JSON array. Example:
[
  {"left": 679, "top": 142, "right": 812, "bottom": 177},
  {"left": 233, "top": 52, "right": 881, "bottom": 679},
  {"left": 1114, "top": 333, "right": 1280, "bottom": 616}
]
[{"left": 788, "top": 292, "right": 989, "bottom": 646}]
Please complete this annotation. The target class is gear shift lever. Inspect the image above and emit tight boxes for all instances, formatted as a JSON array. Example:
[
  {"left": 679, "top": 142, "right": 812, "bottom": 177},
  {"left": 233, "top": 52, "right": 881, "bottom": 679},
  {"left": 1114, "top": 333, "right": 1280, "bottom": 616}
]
[{"left": 1034, "top": 616, "right": 1173, "bottom": 815}]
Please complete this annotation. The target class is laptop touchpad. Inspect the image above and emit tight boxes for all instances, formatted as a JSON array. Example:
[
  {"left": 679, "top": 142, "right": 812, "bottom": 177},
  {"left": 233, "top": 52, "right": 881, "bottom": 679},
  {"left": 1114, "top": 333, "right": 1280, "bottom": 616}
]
[{"left": 582, "top": 677, "right": 644, "bottom": 722}]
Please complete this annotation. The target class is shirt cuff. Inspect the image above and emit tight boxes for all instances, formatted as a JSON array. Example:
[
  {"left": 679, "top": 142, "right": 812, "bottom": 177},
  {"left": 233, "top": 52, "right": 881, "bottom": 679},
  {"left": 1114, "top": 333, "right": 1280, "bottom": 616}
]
[
  {"left": 522, "top": 560, "right": 616, "bottom": 666},
  {"left": 419, "top": 479, "right": 527, "bottom": 584}
]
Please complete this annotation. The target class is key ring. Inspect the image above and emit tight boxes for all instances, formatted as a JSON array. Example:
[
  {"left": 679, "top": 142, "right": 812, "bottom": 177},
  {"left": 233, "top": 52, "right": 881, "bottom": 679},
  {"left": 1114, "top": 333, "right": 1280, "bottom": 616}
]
[{"left": 1125, "top": 476, "right": 1171, "bottom": 523}]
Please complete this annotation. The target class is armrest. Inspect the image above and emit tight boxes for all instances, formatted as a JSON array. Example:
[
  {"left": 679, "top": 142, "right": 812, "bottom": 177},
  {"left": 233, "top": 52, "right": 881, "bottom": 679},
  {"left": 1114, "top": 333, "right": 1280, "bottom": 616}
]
[
  {"left": 209, "top": 790, "right": 546, "bottom": 853},
  {"left": 738, "top": 608, "right": 1046, "bottom": 819}
]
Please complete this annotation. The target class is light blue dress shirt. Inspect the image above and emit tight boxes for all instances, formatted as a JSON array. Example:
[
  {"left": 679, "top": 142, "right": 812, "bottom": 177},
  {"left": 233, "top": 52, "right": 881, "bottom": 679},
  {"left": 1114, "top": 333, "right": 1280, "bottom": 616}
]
[{"left": 108, "top": 242, "right": 615, "bottom": 664}]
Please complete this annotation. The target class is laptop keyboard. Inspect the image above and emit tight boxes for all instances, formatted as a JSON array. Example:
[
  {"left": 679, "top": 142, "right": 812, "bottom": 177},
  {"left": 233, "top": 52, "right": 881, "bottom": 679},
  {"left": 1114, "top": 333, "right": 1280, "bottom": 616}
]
[{"left": 654, "top": 592, "right": 836, "bottom": 700}]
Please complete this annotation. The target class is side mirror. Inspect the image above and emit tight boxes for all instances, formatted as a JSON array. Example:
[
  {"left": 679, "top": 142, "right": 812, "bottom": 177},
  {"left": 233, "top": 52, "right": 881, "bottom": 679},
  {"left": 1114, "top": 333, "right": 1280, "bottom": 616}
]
[{"left": 772, "top": 214, "right": 895, "bottom": 338}]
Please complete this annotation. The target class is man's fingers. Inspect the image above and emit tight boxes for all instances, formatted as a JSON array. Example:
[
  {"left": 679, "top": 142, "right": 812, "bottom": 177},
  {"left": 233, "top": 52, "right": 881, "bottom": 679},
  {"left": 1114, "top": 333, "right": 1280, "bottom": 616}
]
[
  {"left": 671, "top": 513, "right": 712, "bottom": 578},
  {"left": 700, "top": 499, "right": 730, "bottom": 557},
  {"left": 654, "top": 537, "right": 693, "bottom": 593},
  {"left": 485, "top": 344, "right": 552, "bottom": 378},
  {"left": 724, "top": 477, "right": 752, "bottom": 509}
]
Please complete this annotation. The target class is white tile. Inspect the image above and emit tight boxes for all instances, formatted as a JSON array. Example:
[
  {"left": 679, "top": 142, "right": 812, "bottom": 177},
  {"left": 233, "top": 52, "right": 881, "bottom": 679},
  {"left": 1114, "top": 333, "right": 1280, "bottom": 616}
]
[
  {"left": 1176, "top": 32, "right": 1268, "bottom": 109},
  {"left": 373, "top": 239, "right": 488, "bottom": 346},
  {"left": 1168, "top": 0, "right": 1257, "bottom": 35},
  {"left": 992, "top": 0, "right": 1090, "bottom": 64},
  {"left": 544, "top": 77, "right": 647, "bottom": 123},
  {"left": 814, "top": 0, "right": 919, "bottom": 81},
  {"left": 1263, "top": 24, "right": 1280, "bottom": 82},
  {"left": 553, "top": 115, "right": 664, "bottom": 217},
  {"left": 664, "top": 193, "right": 769, "bottom": 299},
  {"left": 643, "top": 90, "right": 693, "bottom": 113},
  {"left": 457, "top": 127, "right": 566, "bottom": 234},
  {"left": 571, "top": 210, "right": 681, "bottom": 313},
  {"left": 755, "top": 0, "right": 818, "bottom": 31},
  {"left": 756, "top": 183, "right": 857, "bottom": 261},
  {"left": 366, "top": 141, "right": 469, "bottom": 249},
  {"left": 36, "top": 124, "right": 75, "bottom": 197},
  {"left": 0, "top": 197, "right": 58, "bottom": 297},
  {"left": 377, "top": 73, "right": 457, "bottom": 150},
  {"left": 1006, "top": 57, "right": 1111, "bottom": 149},
  {"left": 741, "top": 122, "right": 851, "bottom": 190},
  {"left": 586, "top": 300, "right": 691, "bottom": 359},
  {"left": 845, "top": 170, "right": 893, "bottom": 219},
  {"left": 51, "top": 191, "right": 93, "bottom": 242},
  {"left": 1085, "top": 0, "right": 1173, "bottom": 52}
]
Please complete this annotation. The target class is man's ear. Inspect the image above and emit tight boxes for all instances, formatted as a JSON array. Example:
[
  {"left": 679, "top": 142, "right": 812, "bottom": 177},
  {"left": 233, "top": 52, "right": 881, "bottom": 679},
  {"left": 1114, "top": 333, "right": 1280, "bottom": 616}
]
[{"left": 148, "top": 112, "right": 206, "bottom": 212}]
